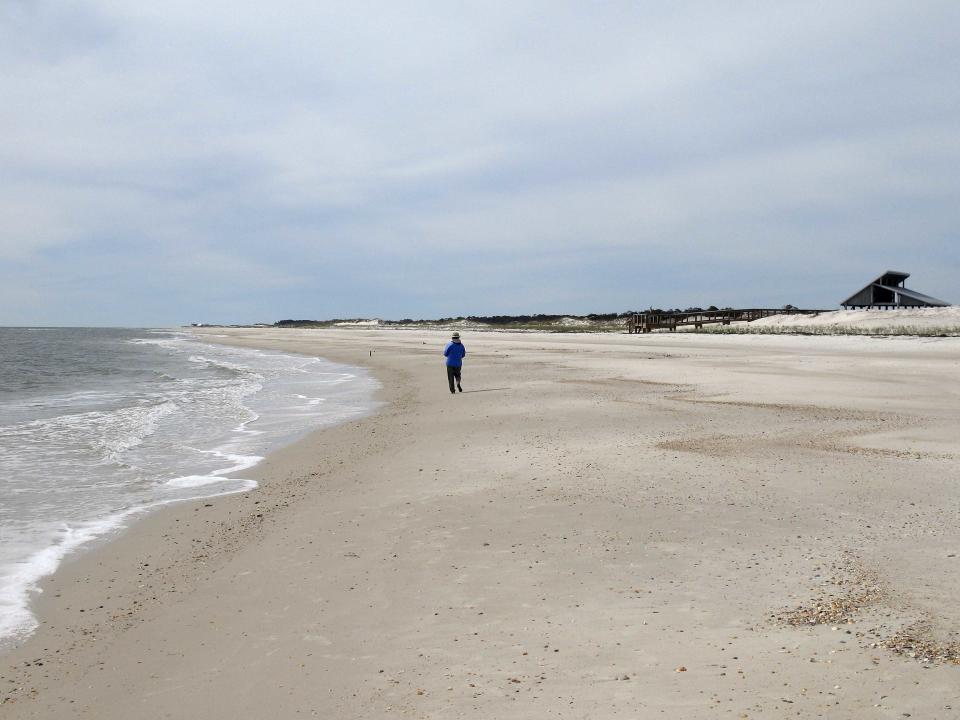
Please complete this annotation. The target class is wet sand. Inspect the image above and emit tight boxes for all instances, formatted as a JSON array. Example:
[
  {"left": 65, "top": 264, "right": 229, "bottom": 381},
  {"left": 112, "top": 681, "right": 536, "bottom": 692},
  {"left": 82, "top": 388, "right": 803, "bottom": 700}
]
[{"left": 2, "top": 328, "right": 959, "bottom": 718}]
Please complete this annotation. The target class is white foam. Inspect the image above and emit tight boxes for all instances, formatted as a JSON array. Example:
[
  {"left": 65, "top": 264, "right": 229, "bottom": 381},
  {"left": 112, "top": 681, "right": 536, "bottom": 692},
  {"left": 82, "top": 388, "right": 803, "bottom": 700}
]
[
  {"left": 164, "top": 475, "right": 259, "bottom": 490},
  {"left": 209, "top": 451, "right": 265, "bottom": 476}
]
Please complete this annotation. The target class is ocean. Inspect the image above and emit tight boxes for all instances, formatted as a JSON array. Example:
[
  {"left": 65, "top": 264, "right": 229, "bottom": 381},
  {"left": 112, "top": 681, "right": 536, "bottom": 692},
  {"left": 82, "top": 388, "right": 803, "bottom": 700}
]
[{"left": 0, "top": 328, "right": 379, "bottom": 647}]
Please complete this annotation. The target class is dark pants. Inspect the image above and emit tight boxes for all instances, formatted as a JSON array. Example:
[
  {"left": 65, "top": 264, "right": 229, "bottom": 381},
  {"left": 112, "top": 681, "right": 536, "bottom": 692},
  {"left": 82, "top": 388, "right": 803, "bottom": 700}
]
[{"left": 446, "top": 365, "right": 462, "bottom": 392}]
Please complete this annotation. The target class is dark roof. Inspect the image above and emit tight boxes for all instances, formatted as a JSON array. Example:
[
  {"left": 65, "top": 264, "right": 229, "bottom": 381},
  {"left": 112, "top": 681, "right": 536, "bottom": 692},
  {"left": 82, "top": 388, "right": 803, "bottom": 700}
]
[
  {"left": 878, "top": 270, "right": 909, "bottom": 284},
  {"left": 841, "top": 270, "right": 949, "bottom": 307},
  {"left": 876, "top": 285, "right": 949, "bottom": 307}
]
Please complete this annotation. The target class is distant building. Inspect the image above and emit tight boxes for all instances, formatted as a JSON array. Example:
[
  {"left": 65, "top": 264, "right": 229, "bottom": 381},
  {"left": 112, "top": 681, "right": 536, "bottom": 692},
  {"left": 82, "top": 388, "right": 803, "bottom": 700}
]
[{"left": 840, "top": 271, "right": 949, "bottom": 309}]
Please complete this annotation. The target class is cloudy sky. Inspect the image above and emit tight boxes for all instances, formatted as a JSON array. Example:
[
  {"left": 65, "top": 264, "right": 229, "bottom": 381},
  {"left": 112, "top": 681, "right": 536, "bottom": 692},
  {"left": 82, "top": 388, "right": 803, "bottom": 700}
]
[{"left": 2, "top": 1, "right": 958, "bottom": 325}]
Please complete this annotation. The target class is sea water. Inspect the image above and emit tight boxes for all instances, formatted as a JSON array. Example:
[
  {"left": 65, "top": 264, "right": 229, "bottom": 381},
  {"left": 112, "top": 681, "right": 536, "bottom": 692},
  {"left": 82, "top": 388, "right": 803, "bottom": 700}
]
[{"left": 0, "top": 328, "right": 379, "bottom": 647}]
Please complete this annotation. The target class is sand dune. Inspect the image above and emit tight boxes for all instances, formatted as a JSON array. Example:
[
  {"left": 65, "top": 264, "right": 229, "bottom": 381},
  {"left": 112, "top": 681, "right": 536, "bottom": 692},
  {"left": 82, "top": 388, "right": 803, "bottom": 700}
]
[{"left": 746, "top": 306, "right": 960, "bottom": 333}]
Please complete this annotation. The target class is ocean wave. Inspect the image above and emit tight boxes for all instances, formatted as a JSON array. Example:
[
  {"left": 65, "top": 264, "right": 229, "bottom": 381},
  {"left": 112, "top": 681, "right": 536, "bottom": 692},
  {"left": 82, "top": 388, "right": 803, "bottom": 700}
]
[
  {"left": 188, "top": 354, "right": 262, "bottom": 378},
  {"left": 97, "top": 402, "right": 180, "bottom": 461},
  {"left": 0, "top": 401, "right": 180, "bottom": 467}
]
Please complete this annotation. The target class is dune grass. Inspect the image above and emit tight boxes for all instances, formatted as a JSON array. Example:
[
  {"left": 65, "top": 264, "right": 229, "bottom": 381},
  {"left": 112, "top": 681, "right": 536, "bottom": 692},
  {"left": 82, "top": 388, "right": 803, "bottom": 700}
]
[{"left": 681, "top": 324, "right": 960, "bottom": 337}]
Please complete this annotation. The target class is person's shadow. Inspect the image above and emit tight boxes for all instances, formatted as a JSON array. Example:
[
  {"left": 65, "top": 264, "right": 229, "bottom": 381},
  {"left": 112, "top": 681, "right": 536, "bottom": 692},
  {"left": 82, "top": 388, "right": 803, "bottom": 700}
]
[{"left": 460, "top": 387, "right": 509, "bottom": 393}]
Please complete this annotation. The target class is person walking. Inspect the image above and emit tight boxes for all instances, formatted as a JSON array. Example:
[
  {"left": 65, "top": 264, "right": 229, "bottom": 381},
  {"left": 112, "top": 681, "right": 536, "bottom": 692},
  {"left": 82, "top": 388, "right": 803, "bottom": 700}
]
[{"left": 443, "top": 332, "right": 466, "bottom": 394}]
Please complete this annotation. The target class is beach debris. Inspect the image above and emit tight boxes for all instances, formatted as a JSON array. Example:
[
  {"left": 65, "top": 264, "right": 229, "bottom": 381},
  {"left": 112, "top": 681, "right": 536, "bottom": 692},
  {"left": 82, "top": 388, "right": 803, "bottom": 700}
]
[
  {"left": 675, "top": 666, "right": 687, "bottom": 672},
  {"left": 882, "top": 622, "right": 960, "bottom": 666},
  {"left": 775, "top": 554, "right": 884, "bottom": 627},
  {"left": 778, "top": 589, "right": 881, "bottom": 627},
  {"left": 774, "top": 552, "right": 960, "bottom": 667}
]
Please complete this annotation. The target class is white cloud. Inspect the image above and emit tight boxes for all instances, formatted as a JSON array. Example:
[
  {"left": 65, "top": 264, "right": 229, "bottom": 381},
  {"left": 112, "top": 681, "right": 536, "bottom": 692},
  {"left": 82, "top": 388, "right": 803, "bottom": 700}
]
[{"left": 0, "top": 1, "right": 958, "bottom": 322}]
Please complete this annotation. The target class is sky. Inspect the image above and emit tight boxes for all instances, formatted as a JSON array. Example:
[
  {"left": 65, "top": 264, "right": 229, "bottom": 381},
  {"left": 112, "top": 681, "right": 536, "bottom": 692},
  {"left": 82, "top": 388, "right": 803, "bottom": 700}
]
[{"left": 2, "top": 1, "right": 958, "bottom": 326}]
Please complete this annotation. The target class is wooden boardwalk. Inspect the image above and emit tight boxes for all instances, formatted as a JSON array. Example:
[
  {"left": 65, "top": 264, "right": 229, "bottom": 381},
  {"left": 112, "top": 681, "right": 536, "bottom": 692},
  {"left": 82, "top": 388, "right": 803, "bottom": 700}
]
[{"left": 629, "top": 308, "right": 823, "bottom": 333}]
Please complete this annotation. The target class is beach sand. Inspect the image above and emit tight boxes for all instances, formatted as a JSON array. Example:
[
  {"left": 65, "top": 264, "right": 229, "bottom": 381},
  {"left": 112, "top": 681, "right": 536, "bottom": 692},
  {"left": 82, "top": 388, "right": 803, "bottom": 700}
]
[{"left": 2, "top": 328, "right": 959, "bottom": 718}]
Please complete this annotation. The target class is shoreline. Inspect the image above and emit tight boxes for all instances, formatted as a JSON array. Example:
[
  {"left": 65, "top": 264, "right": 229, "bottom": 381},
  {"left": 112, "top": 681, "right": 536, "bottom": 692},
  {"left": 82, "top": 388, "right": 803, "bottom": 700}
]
[
  {"left": 0, "top": 332, "right": 381, "bottom": 653},
  {"left": 2, "top": 329, "right": 959, "bottom": 718}
]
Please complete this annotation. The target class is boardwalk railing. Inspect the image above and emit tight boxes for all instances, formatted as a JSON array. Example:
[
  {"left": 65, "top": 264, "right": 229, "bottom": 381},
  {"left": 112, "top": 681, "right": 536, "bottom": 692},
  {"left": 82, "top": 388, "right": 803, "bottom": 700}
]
[{"left": 629, "top": 308, "right": 824, "bottom": 334}]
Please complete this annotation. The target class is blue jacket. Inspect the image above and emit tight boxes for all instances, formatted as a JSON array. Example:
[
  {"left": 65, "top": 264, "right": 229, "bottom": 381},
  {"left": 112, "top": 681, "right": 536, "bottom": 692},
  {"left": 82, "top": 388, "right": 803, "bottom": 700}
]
[{"left": 444, "top": 340, "right": 466, "bottom": 367}]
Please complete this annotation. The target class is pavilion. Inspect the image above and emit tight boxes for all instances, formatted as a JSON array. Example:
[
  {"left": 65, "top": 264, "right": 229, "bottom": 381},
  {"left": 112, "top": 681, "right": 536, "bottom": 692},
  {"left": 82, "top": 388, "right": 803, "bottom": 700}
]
[{"left": 840, "top": 271, "right": 949, "bottom": 309}]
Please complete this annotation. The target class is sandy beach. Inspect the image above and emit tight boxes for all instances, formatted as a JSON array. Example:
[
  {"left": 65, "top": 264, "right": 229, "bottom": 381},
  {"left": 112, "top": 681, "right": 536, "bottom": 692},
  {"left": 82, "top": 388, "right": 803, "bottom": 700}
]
[{"left": 2, "top": 328, "right": 959, "bottom": 719}]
